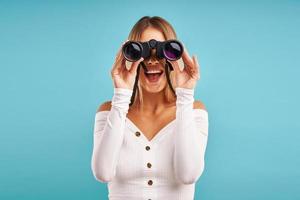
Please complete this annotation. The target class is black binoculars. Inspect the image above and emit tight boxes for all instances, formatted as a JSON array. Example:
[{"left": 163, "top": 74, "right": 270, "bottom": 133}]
[{"left": 122, "top": 39, "right": 184, "bottom": 62}]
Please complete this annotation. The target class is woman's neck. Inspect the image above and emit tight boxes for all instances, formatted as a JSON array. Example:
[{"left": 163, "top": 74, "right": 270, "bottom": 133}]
[{"left": 130, "top": 88, "right": 175, "bottom": 115}]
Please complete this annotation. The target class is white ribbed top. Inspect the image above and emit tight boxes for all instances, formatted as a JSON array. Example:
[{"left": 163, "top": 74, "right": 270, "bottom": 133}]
[{"left": 91, "top": 87, "right": 209, "bottom": 200}]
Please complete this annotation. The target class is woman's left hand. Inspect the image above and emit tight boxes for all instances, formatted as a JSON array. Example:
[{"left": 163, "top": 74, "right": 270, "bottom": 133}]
[{"left": 169, "top": 45, "right": 200, "bottom": 89}]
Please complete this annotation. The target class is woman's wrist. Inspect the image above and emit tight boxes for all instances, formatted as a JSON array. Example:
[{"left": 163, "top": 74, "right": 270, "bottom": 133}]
[
  {"left": 175, "top": 87, "right": 195, "bottom": 106},
  {"left": 113, "top": 87, "right": 133, "bottom": 94}
]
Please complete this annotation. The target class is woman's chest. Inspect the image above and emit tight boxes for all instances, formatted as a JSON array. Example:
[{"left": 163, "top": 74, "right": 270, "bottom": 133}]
[
  {"left": 112, "top": 125, "right": 177, "bottom": 183},
  {"left": 126, "top": 107, "right": 176, "bottom": 142}
]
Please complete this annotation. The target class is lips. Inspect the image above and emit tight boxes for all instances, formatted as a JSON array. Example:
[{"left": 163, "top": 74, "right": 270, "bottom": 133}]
[{"left": 144, "top": 70, "right": 164, "bottom": 83}]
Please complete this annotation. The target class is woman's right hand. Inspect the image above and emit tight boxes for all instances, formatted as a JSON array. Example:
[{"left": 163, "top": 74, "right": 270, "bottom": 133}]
[{"left": 111, "top": 40, "right": 144, "bottom": 90}]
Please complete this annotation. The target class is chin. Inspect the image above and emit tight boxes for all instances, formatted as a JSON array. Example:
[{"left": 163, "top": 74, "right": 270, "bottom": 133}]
[
  {"left": 145, "top": 87, "right": 164, "bottom": 93},
  {"left": 139, "top": 76, "right": 163, "bottom": 89},
  {"left": 142, "top": 80, "right": 168, "bottom": 92}
]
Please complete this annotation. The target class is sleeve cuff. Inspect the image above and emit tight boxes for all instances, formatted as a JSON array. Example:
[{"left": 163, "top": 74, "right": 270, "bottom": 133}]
[
  {"left": 175, "top": 87, "right": 195, "bottom": 105},
  {"left": 113, "top": 87, "right": 133, "bottom": 95},
  {"left": 111, "top": 87, "right": 133, "bottom": 114}
]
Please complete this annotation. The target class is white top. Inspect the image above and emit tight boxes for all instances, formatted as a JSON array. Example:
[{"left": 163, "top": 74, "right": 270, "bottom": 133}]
[{"left": 91, "top": 87, "right": 209, "bottom": 200}]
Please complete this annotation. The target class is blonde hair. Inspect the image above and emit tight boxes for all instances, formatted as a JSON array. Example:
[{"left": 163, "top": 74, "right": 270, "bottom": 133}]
[{"left": 127, "top": 16, "right": 178, "bottom": 108}]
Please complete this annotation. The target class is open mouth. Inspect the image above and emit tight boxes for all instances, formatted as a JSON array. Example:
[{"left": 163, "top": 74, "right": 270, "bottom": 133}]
[{"left": 144, "top": 70, "right": 164, "bottom": 83}]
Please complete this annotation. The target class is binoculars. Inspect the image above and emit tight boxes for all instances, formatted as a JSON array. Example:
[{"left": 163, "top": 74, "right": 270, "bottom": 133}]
[{"left": 122, "top": 39, "right": 184, "bottom": 62}]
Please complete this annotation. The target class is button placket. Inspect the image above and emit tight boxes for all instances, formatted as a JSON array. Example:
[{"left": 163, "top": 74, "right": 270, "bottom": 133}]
[
  {"left": 146, "top": 148, "right": 153, "bottom": 186},
  {"left": 127, "top": 121, "right": 159, "bottom": 200},
  {"left": 144, "top": 142, "right": 154, "bottom": 169},
  {"left": 143, "top": 142, "right": 156, "bottom": 200},
  {"left": 144, "top": 143, "right": 153, "bottom": 173},
  {"left": 126, "top": 119, "right": 163, "bottom": 199}
]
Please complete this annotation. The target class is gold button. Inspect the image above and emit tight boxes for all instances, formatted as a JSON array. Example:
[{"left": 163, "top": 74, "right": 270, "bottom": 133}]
[
  {"left": 147, "top": 180, "right": 153, "bottom": 185},
  {"left": 147, "top": 162, "right": 152, "bottom": 168},
  {"left": 135, "top": 131, "right": 141, "bottom": 137},
  {"left": 145, "top": 146, "right": 150, "bottom": 151}
]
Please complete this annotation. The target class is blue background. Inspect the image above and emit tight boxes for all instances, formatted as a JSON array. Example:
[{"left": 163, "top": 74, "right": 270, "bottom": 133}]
[{"left": 1, "top": 0, "right": 299, "bottom": 199}]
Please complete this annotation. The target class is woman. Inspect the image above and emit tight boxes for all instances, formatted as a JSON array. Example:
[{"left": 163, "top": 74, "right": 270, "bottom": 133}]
[{"left": 91, "top": 16, "right": 209, "bottom": 200}]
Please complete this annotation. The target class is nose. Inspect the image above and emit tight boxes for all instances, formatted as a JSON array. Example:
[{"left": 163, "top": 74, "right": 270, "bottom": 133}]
[
  {"left": 147, "top": 58, "right": 159, "bottom": 66},
  {"left": 146, "top": 49, "right": 159, "bottom": 66}
]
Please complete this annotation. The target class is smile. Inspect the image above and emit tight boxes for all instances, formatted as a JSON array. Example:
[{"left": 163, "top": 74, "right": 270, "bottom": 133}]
[{"left": 144, "top": 70, "right": 164, "bottom": 83}]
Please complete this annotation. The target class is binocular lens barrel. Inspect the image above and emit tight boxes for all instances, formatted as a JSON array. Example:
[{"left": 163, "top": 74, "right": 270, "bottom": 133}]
[
  {"left": 122, "top": 42, "right": 142, "bottom": 62},
  {"left": 122, "top": 39, "right": 183, "bottom": 62},
  {"left": 163, "top": 42, "right": 182, "bottom": 61}
]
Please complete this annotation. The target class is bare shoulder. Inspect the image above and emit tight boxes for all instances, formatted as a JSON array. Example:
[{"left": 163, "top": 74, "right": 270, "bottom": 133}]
[
  {"left": 193, "top": 100, "right": 207, "bottom": 111},
  {"left": 97, "top": 101, "right": 112, "bottom": 112}
]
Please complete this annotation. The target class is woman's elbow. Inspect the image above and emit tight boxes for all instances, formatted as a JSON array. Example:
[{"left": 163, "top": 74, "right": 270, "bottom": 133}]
[
  {"left": 175, "top": 162, "right": 205, "bottom": 184},
  {"left": 92, "top": 171, "right": 112, "bottom": 183},
  {"left": 91, "top": 160, "right": 114, "bottom": 183}
]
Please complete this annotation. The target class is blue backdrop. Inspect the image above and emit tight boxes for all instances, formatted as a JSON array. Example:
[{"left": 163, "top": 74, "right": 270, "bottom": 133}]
[{"left": 1, "top": 0, "right": 299, "bottom": 199}]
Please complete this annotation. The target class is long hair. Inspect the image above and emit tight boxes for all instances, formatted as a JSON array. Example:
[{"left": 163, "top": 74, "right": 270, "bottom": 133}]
[{"left": 127, "top": 16, "right": 178, "bottom": 107}]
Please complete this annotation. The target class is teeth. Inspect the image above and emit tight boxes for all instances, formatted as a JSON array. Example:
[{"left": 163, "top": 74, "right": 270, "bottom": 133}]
[{"left": 145, "top": 70, "right": 162, "bottom": 74}]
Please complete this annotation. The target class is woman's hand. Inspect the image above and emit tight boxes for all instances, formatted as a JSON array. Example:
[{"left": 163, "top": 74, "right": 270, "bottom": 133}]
[
  {"left": 169, "top": 45, "right": 200, "bottom": 89},
  {"left": 111, "top": 40, "right": 144, "bottom": 90}
]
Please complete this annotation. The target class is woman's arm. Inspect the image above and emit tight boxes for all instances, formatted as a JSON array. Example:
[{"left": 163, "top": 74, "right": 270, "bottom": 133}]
[
  {"left": 91, "top": 88, "right": 133, "bottom": 183},
  {"left": 173, "top": 87, "right": 209, "bottom": 184}
]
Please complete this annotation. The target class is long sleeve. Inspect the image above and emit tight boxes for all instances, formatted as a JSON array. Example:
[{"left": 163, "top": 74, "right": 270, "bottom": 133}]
[
  {"left": 91, "top": 88, "right": 133, "bottom": 183},
  {"left": 173, "top": 87, "right": 209, "bottom": 184}
]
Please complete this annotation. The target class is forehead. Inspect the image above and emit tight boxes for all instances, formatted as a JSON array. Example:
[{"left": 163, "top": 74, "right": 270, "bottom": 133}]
[{"left": 139, "top": 27, "right": 165, "bottom": 42}]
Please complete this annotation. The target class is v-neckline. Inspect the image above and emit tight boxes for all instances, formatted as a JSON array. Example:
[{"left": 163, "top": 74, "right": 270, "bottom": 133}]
[{"left": 126, "top": 117, "right": 176, "bottom": 144}]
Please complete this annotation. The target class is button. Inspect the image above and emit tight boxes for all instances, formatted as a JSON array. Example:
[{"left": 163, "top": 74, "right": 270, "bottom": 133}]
[
  {"left": 147, "top": 180, "right": 153, "bottom": 185},
  {"left": 147, "top": 162, "right": 152, "bottom": 168},
  {"left": 135, "top": 131, "right": 141, "bottom": 137},
  {"left": 145, "top": 146, "right": 150, "bottom": 151}
]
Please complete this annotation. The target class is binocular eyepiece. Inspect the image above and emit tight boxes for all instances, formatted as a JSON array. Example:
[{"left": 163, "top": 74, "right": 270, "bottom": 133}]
[{"left": 122, "top": 39, "right": 184, "bottom": 62}]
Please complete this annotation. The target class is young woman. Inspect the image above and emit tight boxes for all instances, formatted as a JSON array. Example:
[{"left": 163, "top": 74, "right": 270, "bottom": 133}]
[{"left": 91, "top": 16, "right": 209, "bottom": 200}]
